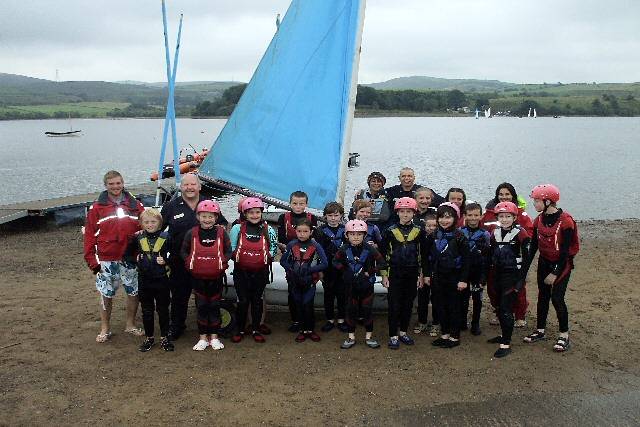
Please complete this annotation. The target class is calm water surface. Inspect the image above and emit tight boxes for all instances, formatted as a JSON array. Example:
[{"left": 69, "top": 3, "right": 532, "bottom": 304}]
[{"left": 1, "top": 117, "right": 638, "bottom": 219}]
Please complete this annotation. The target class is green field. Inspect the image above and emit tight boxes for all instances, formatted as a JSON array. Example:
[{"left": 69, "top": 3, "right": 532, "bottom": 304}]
[{"left": 0, "top": 102, "right": 130, "bottom": 119}]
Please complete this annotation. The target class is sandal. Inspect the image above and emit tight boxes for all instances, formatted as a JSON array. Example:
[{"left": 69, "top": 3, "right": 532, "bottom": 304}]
[
  {"left": 124, "top": 327, "right": 145, "bottom": 336},
  {"left": 523, "top": 330, "right": 546, "bottom": 343},
  {"left": 553, "top": 337, "right": 570, "bottom": 352},
  {"left": 96, "top": 331, "right": 112, "bottom": 343}
]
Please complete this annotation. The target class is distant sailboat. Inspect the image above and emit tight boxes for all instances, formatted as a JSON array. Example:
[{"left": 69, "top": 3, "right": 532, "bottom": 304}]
[
  {"left": 527, "top": 107, "right": 532, "bottom": 118},
  {"left": 45, "top": 112, "right": 81, "bottom": 137},
  {"left": 484, "top": 107, "right": 491, "bottom": 118},
  {"left": 533, "top": 108, "right": 537, "bottom": 118},
  {"left": 475, "top": 108, "right": 479, "bottom": 119}
]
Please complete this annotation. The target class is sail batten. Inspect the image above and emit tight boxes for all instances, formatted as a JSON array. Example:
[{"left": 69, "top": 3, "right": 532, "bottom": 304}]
[{"left": 198, "top": 0, "right": 365, "bottom": 211}]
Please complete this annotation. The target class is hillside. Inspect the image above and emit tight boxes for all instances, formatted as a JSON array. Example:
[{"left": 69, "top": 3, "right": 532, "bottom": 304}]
[{"left": 365, "top": 76, "right": 518, "bottom": 92}]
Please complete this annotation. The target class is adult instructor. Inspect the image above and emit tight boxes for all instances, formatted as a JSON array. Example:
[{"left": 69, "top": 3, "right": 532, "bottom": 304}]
[
  {"left": 385, "top": 167, "right": 445, "bottom": 206},
  {"left": 161, "top": 173, "right": 228, "bottom": 340}
]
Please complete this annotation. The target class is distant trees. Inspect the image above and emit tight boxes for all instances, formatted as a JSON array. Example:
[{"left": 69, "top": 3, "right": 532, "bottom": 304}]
[{"left": 192, "top": 84, "right": 247, "bottom": 117}]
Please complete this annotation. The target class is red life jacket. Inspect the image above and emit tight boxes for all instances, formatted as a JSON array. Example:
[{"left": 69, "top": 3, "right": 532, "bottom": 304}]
[
  {"left": 185, "top": 226, "right": 228, "bottom": 279},
  {"left": 534, "top": 211, "right": 579, "bottom": 262},
  {"left": 290, "top": 241, "right": 320, "bottom": 284},
  {"left": 233, "top": 221, "right": 272, "bottom": 272},
  {"left": 284, "top": 211, "right": 313, "bottom": 241}
]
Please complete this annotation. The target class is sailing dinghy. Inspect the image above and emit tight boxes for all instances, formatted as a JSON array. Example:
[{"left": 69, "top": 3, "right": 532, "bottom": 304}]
[{"left": 198, "top": 0, "right": 389, "bottom": 308}]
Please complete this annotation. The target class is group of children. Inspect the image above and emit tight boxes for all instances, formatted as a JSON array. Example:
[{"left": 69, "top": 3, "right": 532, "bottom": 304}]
[{"left": 126, "top": 177, "right": 578, "bottom": 358}]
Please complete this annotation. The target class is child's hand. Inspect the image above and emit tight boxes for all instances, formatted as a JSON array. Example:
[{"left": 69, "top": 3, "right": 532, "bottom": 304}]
[
  {"left": 544, "top": 273, "right": 557, "bottom": 285},
  {"left": 417, "top": 274, "right": 424, "bottom": 289},
  {"left": 423, "top": 276, "right": 431, "bottom": 286},
  {"left": 457, "top": 282, "right": 467, "bottom": 291},
  {"left": 137, "top": 254, "right": 142, "bottom": 262},
  {"left": 278, "top": 243, "right": 287, "bottom": 253},
  {"left": 381, "top": 276, "right": 389, "bottom": 288},
  {"left": 156, "top": 256, "right": 166, "bottom": 265}
]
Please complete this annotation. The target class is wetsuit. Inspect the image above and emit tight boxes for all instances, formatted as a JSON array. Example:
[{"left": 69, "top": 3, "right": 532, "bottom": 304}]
[
  {"left": 333, "top": 244, "right": 387, "bottom": 333},
  {"left": 181, "top": 225, "right": 231, "bottom": 335},
  {"left": 528, "top": 209, "right": 578, "bottom": 334},
  {"left": 490, "top": 226, "right": 532, "bottom": 344},
  {"left": 314, "top": 224, "right": 346, "bottom": 322},
  {"left": 459, "top": 226, "right": 491, "bottom": 330},
  {"left": 424, "top": 227, "right": 470, "bottom": 340},
  {"left": 380, "top": 223, "right": 428, "bottom": 337},
  {"left": 280, "top": 239, "right": 328, "bottom": 332},
  {"left": 350, "top": 189, "right": 392, "bottom": 229}
]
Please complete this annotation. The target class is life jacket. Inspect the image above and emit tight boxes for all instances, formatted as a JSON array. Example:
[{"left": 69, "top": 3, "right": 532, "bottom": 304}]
[
  {"left": 387, "top": 224, "right": 422, "bottom": 268},
  {"left": 185, "top": 226, "right": 228, "bottom": 279},
  {"left": 492, "top": 226, "right": 524, "bottom": 270},
  {"left": 233, "top": 221, "right": 272, "bottom": 272},
  {"left": 284, "top": 211, "right": 313, "bottom": 241},
  {"left": 461, "top": 227, "right": 490, "bottom": 268},
  {"left": 356, "top": 189, "right": 391, "bottom": 223},
  {"left": 137, "top": 232, "right": 171, "bottom": 278},
  {"left": 344, "top": 246, "right": 375, "bottom": 288},
  {"left": 534, "top": 211, "right": 579, "bottom": 262},
  {"left": 320, "top": 225, "right": 345, "bottom": 256},
  {"left": 433, "top": 229, "right": 462, "bottom": 270},
  {"left": 365, "top": 223, "right": 379, "bottom": 244},
  {"left": 289, "top": 241, "right": 320, "bottom": 286}
]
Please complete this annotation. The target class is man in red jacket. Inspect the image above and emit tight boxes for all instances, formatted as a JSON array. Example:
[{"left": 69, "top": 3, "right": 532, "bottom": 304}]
[{"left": 84, "top": 170, "right": 145, "bottom": 343}]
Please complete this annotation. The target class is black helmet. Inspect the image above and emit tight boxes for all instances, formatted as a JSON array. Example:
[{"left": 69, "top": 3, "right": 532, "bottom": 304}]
[{"left": 367, "top": 171, "right": 386, "bottom": 186}]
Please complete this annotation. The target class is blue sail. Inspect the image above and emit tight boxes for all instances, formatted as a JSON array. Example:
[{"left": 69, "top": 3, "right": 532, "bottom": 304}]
[{"left": 198, "top": 0, "right": 365, "bottom": 211}]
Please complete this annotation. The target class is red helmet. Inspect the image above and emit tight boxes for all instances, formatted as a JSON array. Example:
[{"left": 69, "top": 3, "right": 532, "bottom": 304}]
[
  {"left": 241, "top": 197, "right": 264, "bottom": 212},
  {"left": 438, "top": 202, "right": 460, "bottom": 219},
  {"left": 394, "top": 197, "right": 417, "bottom": 211},
  {"left": 196, "top": 199, "right": 220, "bottom": 214},
  {"left": 530, "top": 184, "right": 560, "bottom": 202},
  {"left": 494, "top": 201, "right": 518, "bottom": 216},
  {"left": 345, "top": 219, "right": 367, "bottom": 233},
  {"left": 237, "top": 197, "right": 248, "bottom": 214}
]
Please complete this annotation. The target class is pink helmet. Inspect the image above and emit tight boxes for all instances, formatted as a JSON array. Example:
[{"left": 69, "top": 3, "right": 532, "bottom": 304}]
[
  {"left": 494, "top": 201, "right": 518, "bottom": 216},
  {"left": 394, "top": 197, "right": 417, "bottom": 211},
  {"left": 345, "top": 219, "right": 368, "bottom": 233},
  {"left": 237, "top": 197, "right": 247, "bottom": 214},
  {"left": 438, "top": 202, "right": 460, "bottom": 219},
  {"left": 530, "top": 184, "right": 560, "bottom": 203},
  {"left": 241, "top": 197, "right": 264, "bottom": 212},
  {"left": 196, "top": 199, "right": 220, "bottom": 214}
]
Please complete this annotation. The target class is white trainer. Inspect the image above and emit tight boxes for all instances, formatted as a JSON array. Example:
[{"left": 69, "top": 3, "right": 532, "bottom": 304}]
[
  {"left": 193, "top": 339, "right": 209, "bottom": 351},
  {"left": 210, "top": 338, "right": 225, "bottom": 350}
]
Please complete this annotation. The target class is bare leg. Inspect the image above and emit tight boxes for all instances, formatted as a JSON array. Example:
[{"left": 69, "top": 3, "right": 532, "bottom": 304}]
[
  {"left": 125, "top": 294, "right": 139, "bottom": 330},
  {"left": 99, "top": 295, "right": 113, "bottom": 335}
]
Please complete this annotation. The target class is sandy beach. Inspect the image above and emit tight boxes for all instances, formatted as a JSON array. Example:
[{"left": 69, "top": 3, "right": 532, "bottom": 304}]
[{"left": 1, "top": 218, "right": 640, "bottom": 425}]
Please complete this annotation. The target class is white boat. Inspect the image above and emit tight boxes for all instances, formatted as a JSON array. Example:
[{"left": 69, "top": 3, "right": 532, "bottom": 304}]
[
  {"left": 533, "top": 108, "right": 537, "bottom": 118},
  {"left": 527, "top": 107, "right": 531, "bottom": 118},
  {"left": 484, "top": 107, "right": 491, "bottom": 118},
  {"left": 475, "top": 108, "right": 479, "bottom": 119}
]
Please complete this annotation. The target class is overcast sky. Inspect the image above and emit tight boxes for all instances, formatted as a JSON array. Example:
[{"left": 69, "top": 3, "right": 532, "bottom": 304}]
[{"left": 1, "top": 0, "right": 638, "bottom": 84}]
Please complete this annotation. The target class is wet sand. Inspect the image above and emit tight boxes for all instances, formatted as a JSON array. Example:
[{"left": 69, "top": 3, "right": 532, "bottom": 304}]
[{"left": 1, "top": 218, "right": 639, "bottom": 425}]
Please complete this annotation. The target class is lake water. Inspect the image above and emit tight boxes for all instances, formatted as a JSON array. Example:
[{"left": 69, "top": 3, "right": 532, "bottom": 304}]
[{"left": 1, "top": 117, "right": 638, "bottom": 220}]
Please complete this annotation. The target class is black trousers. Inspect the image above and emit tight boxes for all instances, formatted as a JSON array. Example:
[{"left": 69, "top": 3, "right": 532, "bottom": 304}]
[
  {"left": 417, "top": 282, "right": 440, "bottom": 325},
  {"left": 346, "top": 282, "right": 374, "bottom": 333},
  {"left": 168, "top": 262, "right": 192, "bottom": 333},
  {"left": 460, "top": 282, "right": 483, "bottom": 328},
  {"left": 233, "top": 268, "right": 268, "bottom": 334},
  {"left": 494, "top": 270, "right": 519, "bottom": 344},
  {"left": 434, "top": 271, "right": 463, "bottom": 339},
  {"left": 387, "top": 269, "right": 419, "bottom": 337},
  {"left": 536, "top": 257, "right": 572, "bottom": 333},
  {"left": 138, "top": 277, "right": 170, "bottom": 338},
  {"left": 290, "top": 281, "right": 316, "bottom": 332},
  {"left": 323, "top": 268, "right": 346, "bottom": 321},
  {"left": 192, "top": 277, "right": 223, "bottom": 335}
]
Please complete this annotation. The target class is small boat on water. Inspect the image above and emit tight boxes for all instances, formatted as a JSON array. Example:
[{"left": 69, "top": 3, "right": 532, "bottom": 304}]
[
  {"left": 45, "top": 130, "right": 82, "bottom": 137},
  {"left": 150, "top": 148, "right": 209, "bottom": 181}
]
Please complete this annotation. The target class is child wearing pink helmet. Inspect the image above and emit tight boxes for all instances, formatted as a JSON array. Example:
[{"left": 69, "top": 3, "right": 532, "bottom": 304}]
[{"left": 181, "top": 200, "right": 232, "bottom": 351}]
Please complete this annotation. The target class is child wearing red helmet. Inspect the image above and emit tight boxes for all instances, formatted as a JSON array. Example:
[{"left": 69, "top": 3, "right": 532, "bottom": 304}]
[
  {"left": 487, "top": 202, "right": 532, "bottom": 358},
  {"left": 229, "top": 197, "right": 278, "bottom": 344},
  {"left": 333, "top": 220, "right": 387, "bottom": 349},
  {"left": 380, "top": 197, "right": 427, "bottom": 349},
  {"left": 524, "top": 184, "right": 579, "bottom": 353},
  {"left": 181, "top": 200, "right": 232, "bottom": 351}
]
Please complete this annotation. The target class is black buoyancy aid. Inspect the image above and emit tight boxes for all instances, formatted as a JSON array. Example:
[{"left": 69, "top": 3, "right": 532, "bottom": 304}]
[
  {"left": 387, "top": 224, "right": 421, "bottom": 267},
  {"left": 284, "top": 211, "right": 313, "bottom": 241},
  {"left": 365, "top": 224, "right": 378, "bottom": 244},
  {"left": 357, "top": 189, "right": 391, "bottom": 223},
  {"left": 138, "top": 232, "right": 170, "bottom": 278},
  {"left": 433, "top": 229, "right": 462, "bottom": 270},
  {"left": 492, "top": 226, "right": 523, "bottom": 270},
  {"left": 234, "top": 221, "right": 271, "bottom": 272},
  {"left": 461, "top": 227, "right": 489, "bottom": 267},
  {"left": 321, "top": 225, "right": 345, "bottom": 255},
  {"left": 344, "top": 246, "right": 374, "bottom": 287},
  {"left": 185, "top": 226, "right": 228, "bottom": 279},
  {"left": 535, "top": 211, "right": 579, "bottom": 262}
]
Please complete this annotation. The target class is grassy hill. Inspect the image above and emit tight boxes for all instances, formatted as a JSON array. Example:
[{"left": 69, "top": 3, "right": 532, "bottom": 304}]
[{"left": 366, "top": 76, "right": 518, "bottom": 92}]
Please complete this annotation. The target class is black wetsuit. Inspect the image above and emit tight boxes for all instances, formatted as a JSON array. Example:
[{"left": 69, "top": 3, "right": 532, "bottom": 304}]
[{"left": 314, "top": 224, "right": 346, "bottom": 322}]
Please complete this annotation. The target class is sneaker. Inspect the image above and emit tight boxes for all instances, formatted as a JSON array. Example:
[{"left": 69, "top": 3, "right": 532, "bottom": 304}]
[
  {"left": 487, "top": 336, "right": 503, "bottom": 344},
  {"left": 337, "top": 322, "right": 349, "bottom": 332},
  {"left": 259, "top": 324, "right": 272, "bottom": 335},
  {"left": 321, "top": 321, "right": 335, "bottom": 332},
  {"left": 470, "top": 324, "right": 482, "bottom": 336},
  {"left": 209, "top": 338, "right": 224, "bottom": 350},
  {"left": 307, "top": 332, "right": 321, "bottom": 342},
  {"left": 231, "top": 333, "right": 244, "bottom": 343},
  {"left": 432, "top": 337, "right": 449, "bottom": 347},
  {"left": 515, "top": 319, "right": 527, "bottom": 328},
  {"left": 429, "top": 324, "right": 439, "bottom": 337},
  {"left": 160, "top": 337, "right": 174, "bottom": 352},
  {"left": 399, "top": 335, "right": 415, "bottom": 345},
  {"left": 494, "top": 346, "right": 511, "bottom": 358},
  {"left": 138, "top": 337, "right": 155, "bottom": 352},
  {"left": 413, "top": 323, "right": 428, "bottom": 334},
  {"left": 288, "top": 322, "right": 301, "bottom": 333},
  {"left": 340, "top": 338, "right": 356, "bottom": 349},
  {"left": 295, "top": 333, "right": 306, "bottom": 343},
  {"left": 489, "top": 316, "right": 500, "bottom": 326},
  {"left": 365, "top": 338, "right": 380, "bottom": 349},
  {"left": 388, "top": 337, "right": 400, "bottom": 350},
  {"left": 444, "top": 339, "right": 460, "bottom": 348},
  {"left": 252, "top": 332, "right": 265, "bottom": 343},
  {"left": 192, "top": 339, "right": 209, "bottom": 351}
]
